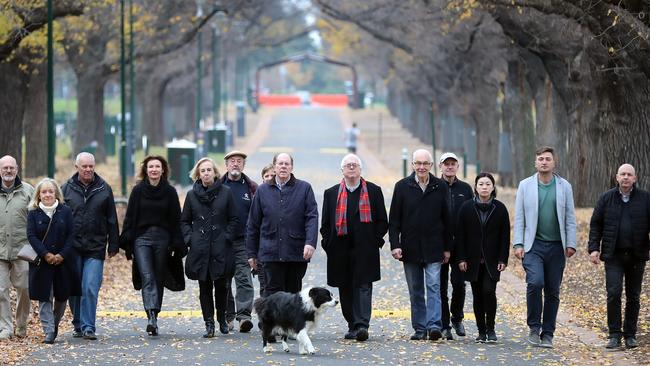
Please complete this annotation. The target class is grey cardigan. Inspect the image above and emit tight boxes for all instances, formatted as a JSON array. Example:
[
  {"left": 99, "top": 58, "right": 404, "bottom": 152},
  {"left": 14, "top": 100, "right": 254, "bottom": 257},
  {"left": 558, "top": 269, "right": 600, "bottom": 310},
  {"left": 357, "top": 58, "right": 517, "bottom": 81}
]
[{"left": 513, "top": 173, "right": 577, "bottom": 252}]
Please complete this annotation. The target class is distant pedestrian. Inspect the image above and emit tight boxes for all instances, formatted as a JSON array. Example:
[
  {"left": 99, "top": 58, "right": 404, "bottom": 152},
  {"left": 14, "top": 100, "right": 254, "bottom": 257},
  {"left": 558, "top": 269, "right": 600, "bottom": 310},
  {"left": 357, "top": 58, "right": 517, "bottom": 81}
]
[
  {"left": 456, "top": 172, "right": 510, "bottom": 343},
  {"left": 27, "top": 178, "right": 80, "bottom": 344},
  {"left": 513, "top": 146, "right": 577, "bottom": 349},
  {"left": 182, "top": 158, "right": 239, "bottom": 337},
  {"left": 246, "top": 153, "right": 318, "bottom": 296},
  {"left": 389, "top": 148, "right": 451, "bottom": 341},
  {"left": 344, "top": 123, "right": 360, "bottom": 153},
  {"left": 120, "top": 155, "right": 185, "bottom": 336},
  {"left": 438, "top": 152, "right": 473, "bottom": 340},
  {"left": 0, "top": 155, "right": 34, "bottom": 340},
  {"left": 588, "top": 163, "right": 649, "bottom": 350},
  {"left": 321, "top": 154, "right": 388, "bottom": 342},
  {"left": 62, "top": 152, "right": 119, "bottom": 340},
  {"left": 220, "top": 151, "right": 257, "bottom": 333}
]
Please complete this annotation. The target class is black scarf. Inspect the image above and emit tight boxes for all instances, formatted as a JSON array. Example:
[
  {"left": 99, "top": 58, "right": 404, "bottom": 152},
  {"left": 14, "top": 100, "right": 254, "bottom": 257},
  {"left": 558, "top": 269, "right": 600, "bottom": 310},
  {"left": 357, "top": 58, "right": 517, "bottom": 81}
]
[
  {"left": 141, "top": 178, "right": 169, "bottom": 199},
  {"left": 192, "top": 180, "right": 222, "bottom": 203}
]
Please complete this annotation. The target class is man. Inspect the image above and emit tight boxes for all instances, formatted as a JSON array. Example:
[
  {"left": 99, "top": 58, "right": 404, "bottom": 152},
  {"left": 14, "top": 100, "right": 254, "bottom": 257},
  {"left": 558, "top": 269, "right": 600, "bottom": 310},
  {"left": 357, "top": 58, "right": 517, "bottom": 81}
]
[
  {"left": 588, "top": 164, "right": 649, "bottom": 350},
  {"left": 438, "top": 152, "right": 473, "bottom": 340},
  {"left": 513, "top": 146, "right": 577, "bottom": 348},
  {"left": 0, "top": 155, "right": 34, "bottom": 339},
  {"left": 63, "top": 152, "right": 119, "bottom": 340},
  {"left": 344, "top": 123, "right": 360, "bottom": 153},
  {"left": 221, "top": 150, "right": 257, "bottom": 333},
  {"left": 389, "top": 149, "right": 451, "bottom": 341},
  {"left": 246, "top": 153, "right": 318, "bottom": 296},
  {"left": 321, "top": 154, "right": 388, "bottom": 342}
]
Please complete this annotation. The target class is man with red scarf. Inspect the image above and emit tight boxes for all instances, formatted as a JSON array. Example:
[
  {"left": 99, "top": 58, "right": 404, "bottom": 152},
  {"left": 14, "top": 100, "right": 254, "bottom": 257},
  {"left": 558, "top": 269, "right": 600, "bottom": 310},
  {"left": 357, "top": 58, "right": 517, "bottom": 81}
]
[{"left": 320, "top": 154, "right": 388, "bottom": 342}]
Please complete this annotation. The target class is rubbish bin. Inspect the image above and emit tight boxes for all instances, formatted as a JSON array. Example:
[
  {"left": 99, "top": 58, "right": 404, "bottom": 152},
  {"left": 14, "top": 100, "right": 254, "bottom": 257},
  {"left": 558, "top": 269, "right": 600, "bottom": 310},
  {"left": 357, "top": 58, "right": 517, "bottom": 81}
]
[
  {"left": 205, "top": 125, "right": 227, "bottom": 153},
  {"left": 166, "top": 139, "right": 197, "bottom": 186},
  {"left": 236, "top": 101, "right": 246, "bottom": 137},
  {"left": 104, "top": 116, "right": 118, "bottom": 156}
]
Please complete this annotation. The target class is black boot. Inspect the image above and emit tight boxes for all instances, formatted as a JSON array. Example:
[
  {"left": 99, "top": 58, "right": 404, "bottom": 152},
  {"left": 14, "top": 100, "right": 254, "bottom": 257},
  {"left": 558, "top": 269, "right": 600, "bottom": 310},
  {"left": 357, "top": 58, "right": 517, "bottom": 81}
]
[
  {"left": 203, "top": 319, "right": 215, "bottom": 338},
  {"left": 147, "top": 310, "right": 158, "bottom": 336},
  {"left": 216, "top": 312, "right": 229, "bottom": 335}
]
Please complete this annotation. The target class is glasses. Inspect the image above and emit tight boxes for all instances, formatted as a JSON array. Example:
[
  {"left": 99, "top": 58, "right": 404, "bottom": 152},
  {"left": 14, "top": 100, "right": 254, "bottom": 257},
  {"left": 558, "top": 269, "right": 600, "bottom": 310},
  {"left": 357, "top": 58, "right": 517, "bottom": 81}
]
[
  {"left": 342, "top": 163, "right": 360, "bottom": 170},
  {"left": 412, "top": 161, "right": 432, "bottom": 167}
]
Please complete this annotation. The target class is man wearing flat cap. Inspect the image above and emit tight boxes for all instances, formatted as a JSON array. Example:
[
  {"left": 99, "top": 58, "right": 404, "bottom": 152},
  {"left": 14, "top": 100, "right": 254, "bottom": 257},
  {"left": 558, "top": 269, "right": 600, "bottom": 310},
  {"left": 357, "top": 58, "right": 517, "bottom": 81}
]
[{"left": 221, "top": 150, "right": 258, "bottom": 333}]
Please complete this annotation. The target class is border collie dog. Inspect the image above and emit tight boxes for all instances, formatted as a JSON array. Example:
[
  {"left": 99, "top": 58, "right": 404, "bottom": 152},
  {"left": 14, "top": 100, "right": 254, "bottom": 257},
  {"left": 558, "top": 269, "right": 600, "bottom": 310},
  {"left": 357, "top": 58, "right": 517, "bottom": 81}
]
[{"left": 254, "top": 287, "right": 338, "bottom": 354}]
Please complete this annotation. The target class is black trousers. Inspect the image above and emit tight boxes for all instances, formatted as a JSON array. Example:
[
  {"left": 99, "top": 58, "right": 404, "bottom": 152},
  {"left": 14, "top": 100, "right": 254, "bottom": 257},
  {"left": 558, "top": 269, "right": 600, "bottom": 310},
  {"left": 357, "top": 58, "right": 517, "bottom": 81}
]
[
  {"left": 440, "top": 261, "right": 466, "bottom": 329},
  {"left": 605, "top": 252, "right": 646, "bottom": 338},
  {"left": 470, "top": 264, "right": 498, "bottom": 333},
  {"left": 339, "top": 283, "right": 372, "bottom": 331},
  {"left": 263, "top": 262, "right": 308, "bottom": 296},
  {"left": 134, "top": 227, "right": 169, "bottom": 312},
  {"left": 199, "top": 277, "right": 229, "bottom": 322}
]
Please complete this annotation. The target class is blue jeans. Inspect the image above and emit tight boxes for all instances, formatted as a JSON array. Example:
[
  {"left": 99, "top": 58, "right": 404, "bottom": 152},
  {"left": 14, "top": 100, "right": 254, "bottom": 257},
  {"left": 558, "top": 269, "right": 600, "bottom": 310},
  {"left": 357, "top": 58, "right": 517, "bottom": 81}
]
[
  {"left": 69, "top": 257, "right": 104, "bottom": 332},
  {"left": 404, "top": 261, "right": 442, "bottom": 332},
  {"left": 523, "top": 239, "right": 565, "bottom": 338}
]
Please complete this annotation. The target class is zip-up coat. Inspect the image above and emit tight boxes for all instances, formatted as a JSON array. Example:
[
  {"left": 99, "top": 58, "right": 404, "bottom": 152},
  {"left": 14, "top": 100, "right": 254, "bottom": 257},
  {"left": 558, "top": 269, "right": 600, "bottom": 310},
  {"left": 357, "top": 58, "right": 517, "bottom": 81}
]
[
  {"left": 26, "top": 204, "right": 81, "bottom": 302},
  {"left": 181, "top": 180, "right": 239, "bottom": 281},
  {"left": 62, "top": 173, "right": 119, "bottom": 259},
  {"left": 246, "top": 174, "right": 318, "bottom": 263},
  {"left": 389, "top": 172, "right": 451, "bottom": 263},
  {"left": 0, "top": 177, "right": 34, "bottom": 260},
  {"left": 455, "top": 199, "right": 511, "bottom": 282},
  {"left": 588, "top": 187, "right": 650, "bottom": 261}
]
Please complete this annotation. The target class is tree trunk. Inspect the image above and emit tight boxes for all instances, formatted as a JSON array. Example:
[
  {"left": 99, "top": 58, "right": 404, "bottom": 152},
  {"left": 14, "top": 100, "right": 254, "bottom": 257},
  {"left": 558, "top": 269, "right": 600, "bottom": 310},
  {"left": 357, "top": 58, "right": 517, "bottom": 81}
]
[
  {"left": 75, "top": 70, "right": 106, "bottom": 162},
  {"left": 503, "top": 60, "right": 535, "bottom": 183},
  {"left": 24, "top": 63, "right": 48, "bottom": 178},
  {"left": 0, "top": 59, "right": 27, "bottom": 173}
]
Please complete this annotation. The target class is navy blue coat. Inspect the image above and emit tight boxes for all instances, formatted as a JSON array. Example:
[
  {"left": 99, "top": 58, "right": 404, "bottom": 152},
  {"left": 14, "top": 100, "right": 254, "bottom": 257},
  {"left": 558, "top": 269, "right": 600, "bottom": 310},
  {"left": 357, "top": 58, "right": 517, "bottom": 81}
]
[
  {"left": 246, "top": 175, "right": 318, "bottom": 263},
  {"left": 27, "top": 204, "right": 81, "bottom": 302}
]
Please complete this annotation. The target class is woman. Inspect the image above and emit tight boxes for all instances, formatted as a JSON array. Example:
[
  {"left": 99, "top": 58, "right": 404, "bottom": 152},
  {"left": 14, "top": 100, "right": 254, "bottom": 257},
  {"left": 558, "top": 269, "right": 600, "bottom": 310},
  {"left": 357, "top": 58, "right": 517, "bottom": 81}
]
[
  {"left": 120, "top": 155, "right": 184, "bottom": 336},
  {"left": 26, "top": 178, "right": 80, "bottom": 344},
  {"left": 260, "top": 164, "right": 275, "bottom": 185},
  {"left": 255, "top": 163, "right": 275, "bottom": 296},
  {"left": 181, "top": 158, "right": 238, "bottom": 337},
  {"left": 456, "top": 172, "right": 510, "bottom": 343}
]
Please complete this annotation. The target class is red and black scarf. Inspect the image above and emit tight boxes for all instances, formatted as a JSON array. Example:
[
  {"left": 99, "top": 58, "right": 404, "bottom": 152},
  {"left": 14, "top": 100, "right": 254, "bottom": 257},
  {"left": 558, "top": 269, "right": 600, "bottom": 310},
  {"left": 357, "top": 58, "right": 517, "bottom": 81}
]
[{"left": 335, "top": 178, "right": 372, "bottom": 236}]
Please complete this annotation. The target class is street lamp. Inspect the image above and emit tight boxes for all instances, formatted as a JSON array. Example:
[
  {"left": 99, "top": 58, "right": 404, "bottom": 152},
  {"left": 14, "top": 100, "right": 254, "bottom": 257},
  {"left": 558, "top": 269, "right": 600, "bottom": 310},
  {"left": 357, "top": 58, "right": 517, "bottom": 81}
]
[
  {"left": 196, "top": 0, "right": 204, "bottom": 155},
  {"left": 211, "top": 17, "right": 222, "bottom": 125},
  {"left": 47, "top": 0, "right": 55, "bottom": 177}
]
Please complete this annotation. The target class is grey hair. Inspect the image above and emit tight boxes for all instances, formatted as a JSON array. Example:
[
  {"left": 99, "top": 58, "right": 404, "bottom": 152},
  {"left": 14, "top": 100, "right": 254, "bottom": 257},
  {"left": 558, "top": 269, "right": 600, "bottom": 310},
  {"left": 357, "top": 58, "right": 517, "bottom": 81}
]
[
  {"left": 412, "top": 149, "right": 433, "bottom": 163},
  {"left": 75, "top": 152, "right": 96, "bottom": 166},
  {"left": 340, "top": 154, "right": 363, "bottom": 169}
]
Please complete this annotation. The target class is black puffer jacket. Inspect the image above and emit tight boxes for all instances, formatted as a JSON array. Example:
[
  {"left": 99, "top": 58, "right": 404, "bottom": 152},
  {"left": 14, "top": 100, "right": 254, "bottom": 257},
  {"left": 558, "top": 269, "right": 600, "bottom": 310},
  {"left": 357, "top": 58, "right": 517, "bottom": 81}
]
[
  {"left": 62, "top": 173, "right": 119, "bottom": 260},
  {"left": 181, "top": 180, "right": 239, "bottom": 281},
  {"left": 588, "top": 187, "right": 650, "bottom": 261},
  {"left": 389, "top": 172, "right": 451, "bottom": 263}
]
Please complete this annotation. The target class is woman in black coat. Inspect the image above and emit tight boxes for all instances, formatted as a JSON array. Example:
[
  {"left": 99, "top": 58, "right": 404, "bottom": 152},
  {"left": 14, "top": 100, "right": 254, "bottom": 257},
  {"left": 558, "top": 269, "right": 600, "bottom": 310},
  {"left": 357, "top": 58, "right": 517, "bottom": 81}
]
[
  {"left": 27, "top": 178, "right": 80, "bottom": 344},
  {"left": 119, "top": 155, "right": 184, "bottom": 336},
  {"left": 181, "top": 157, "right": 238, "bottom": 337},
  {"left": 456, "top": 172, "right": 510, "bottom": 343}
]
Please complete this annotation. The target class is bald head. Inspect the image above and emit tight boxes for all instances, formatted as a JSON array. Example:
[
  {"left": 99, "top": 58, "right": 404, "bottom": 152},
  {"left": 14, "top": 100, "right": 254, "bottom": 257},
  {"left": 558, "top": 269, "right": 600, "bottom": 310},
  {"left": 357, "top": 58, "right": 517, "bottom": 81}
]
[
  {"left": 616, "top": 163, "right": 636, "bottom": 193},
  {"left": 0, "top": 155, "right": 18, "bottom": 188}
]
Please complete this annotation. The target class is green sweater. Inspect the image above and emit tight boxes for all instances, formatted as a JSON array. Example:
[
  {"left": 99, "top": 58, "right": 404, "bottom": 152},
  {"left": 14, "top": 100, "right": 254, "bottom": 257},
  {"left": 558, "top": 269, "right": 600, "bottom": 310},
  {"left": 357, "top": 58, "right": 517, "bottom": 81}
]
[{"left": 536, "top": 176, "right": 561, "bottom": 242}]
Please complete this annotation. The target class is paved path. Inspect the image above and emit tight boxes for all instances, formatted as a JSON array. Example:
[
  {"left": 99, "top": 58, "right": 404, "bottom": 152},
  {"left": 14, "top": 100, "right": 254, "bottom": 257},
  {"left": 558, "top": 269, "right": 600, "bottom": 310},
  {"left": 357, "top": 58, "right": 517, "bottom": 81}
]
[{"left": 26, "top": 106, "right": 568, "bottom": 365}]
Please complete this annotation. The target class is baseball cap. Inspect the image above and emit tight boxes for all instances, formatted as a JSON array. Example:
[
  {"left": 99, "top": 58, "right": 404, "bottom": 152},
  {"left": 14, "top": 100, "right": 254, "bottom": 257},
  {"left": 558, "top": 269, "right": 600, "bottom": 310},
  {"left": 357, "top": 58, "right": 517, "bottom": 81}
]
[{"left": 439, "top": 152, "right": 459, "bottom": 164}]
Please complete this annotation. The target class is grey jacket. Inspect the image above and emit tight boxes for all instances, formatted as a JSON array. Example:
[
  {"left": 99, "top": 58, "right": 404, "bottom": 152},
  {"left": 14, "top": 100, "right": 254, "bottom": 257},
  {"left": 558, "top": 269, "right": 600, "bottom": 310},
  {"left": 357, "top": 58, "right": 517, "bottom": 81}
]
[
  {"left": 0, "top": 177, "right": 34, "bottom": 260},
  {"left": 513, "top": 173, "right": 577, "bottom": 252}
]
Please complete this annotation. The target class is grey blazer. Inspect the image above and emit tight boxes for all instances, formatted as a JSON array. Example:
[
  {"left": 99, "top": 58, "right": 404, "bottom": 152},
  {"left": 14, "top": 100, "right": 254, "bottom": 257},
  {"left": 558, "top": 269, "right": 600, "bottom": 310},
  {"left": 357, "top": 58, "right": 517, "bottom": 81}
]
[{"left": 513, "top": 173, "right": 577, "bottom": 252}]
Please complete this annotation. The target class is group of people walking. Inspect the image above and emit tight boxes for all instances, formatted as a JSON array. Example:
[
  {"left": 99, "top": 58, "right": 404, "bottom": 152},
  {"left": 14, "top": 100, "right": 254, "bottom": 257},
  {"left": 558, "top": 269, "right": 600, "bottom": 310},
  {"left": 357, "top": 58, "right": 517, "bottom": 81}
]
[{"left": 0, "top": 143, "right": 647, "bottom": 353}]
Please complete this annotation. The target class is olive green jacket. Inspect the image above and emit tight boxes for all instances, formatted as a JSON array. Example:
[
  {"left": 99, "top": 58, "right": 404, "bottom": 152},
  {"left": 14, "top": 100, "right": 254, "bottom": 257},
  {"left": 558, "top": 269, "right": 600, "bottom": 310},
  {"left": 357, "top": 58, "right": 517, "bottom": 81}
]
[{"left": 0, "top": 177, "right": 34, "bottom": 260}]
